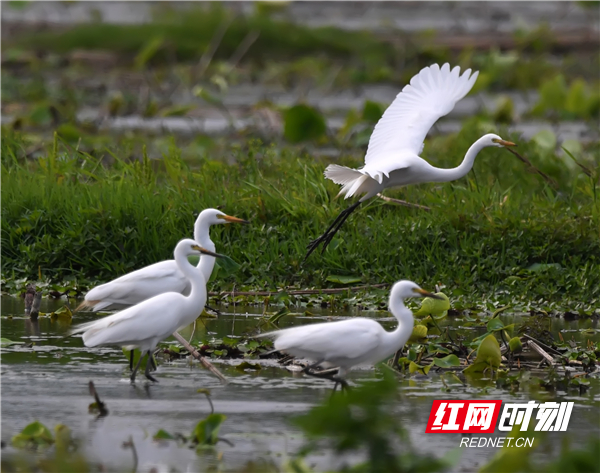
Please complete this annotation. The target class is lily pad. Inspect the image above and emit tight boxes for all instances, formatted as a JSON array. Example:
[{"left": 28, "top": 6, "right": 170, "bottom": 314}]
[{"left": 432, "top": 354, "right": 460, "bottom": 368}]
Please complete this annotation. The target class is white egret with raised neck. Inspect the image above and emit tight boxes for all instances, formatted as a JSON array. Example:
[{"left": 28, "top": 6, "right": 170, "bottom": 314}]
[{"left": 305, "top": 63, "right": 516, "bottom": 260}]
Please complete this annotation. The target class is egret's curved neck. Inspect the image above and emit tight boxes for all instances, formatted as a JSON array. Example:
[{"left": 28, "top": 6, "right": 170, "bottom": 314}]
[
  {"left": 382, "top": 297, "right": 415, "bottom": 354},
  {"left": 193, "top": 215, "right": 217, "bottom": 281},
  {"left": 430, "top": 137, "right": 490, "bottom": 183},
  {"left": 174, "top": 246, "right": 207, "bottom": 308}
]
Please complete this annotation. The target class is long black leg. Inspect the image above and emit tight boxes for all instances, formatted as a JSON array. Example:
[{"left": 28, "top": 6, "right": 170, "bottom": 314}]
[
  {"left": 304, "top": 366, "right": 349, "bottom": 392},
  {"left": 150, "top": 353, "right": 158, "bottom": 371},
  {"left": 130, "top": 352, "right": 145, "bottom": 384},
  {"left": 129, "top": 350, "right": 134, "bottom": 372},
  {"left": 304, "top": 201, "right": 361, "bottom": 262},
  {"left": 144, "top": 351, "right": 159, "bottom": 382}
]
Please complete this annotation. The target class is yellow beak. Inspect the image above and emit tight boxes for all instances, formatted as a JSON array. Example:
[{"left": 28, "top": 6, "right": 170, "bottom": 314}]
[
  {"left": 191, "top": 245, "right": 225, "bottom": 258},
  {"left": 219, "top": 215, "right": 250, "bottom": 224},
  {"left": 498, "top": 140, "right": 516, "bottom": 147}
]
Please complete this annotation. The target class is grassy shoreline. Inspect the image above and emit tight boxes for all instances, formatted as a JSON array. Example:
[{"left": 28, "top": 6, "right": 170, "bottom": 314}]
[{"left": 2, "top": 129, "right": 598, "bottom": 312}]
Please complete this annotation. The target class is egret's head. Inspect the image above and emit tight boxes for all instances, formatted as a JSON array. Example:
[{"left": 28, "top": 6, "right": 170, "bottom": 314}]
[
  {"left": 391, "top": 280, "right": 443, "bottom": 301},
  {"left": 485, "top": 133, "right": 516, "bottom": 148},
  {"left": 177, "top": 239, "right": 224, "bottom": 258},
  {"left": 198, "top": 208, "right": 250, "bottom": 226}
]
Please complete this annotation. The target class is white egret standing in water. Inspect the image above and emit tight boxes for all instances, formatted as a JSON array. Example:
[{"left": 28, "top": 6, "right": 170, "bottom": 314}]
[
  {"left": 71, "top": 239, "right": 223, "bottom": 383},
  {"left": 78, "top": 209, "right": 248, "bottom": 311},
  {"left": 259, "top": 280, "right": 442, "bottom": 390},
  {"left": 305, "top": 63, "right": 516, "bottom": 260}
]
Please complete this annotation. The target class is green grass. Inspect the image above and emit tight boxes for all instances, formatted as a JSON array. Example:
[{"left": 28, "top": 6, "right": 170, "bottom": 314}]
[{"left": 2, "top": 126, "right": 598, "bottom": 311}]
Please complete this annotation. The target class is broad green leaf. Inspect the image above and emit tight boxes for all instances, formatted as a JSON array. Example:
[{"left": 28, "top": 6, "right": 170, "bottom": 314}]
[
  {"left": 154, "top": 429, "right": 176, "bottom": 440},
  {"left": 326, "top": 275, "right": 362, "bottom": 285},
  {"left": 409, "top": 361, "right": 431, "bottom": 375},
  {"left": 415, "top": 293, "right": 450, "bottom": 317},
  {"left": 432, "top": 354, "right": 460, "bottom": 368},
  {"left": 408, "top": 325, "right": 428, "bottom": 343},
  {"left": 193, "top": 413, "right": 227, "bottom": 446},
  {"left": 509, "top": 337, "right": 523, "bottom": 353},
  {"left": 487, "top": 318, "right": 505, "bottom": 332}
]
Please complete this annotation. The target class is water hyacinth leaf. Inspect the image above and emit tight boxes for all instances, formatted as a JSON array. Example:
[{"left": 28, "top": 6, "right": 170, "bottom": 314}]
[
  {"left": 326, "top": 275, "right": 362, "bottom": 285},
  {"left": 464, "top": 335, "right": 501, "bottom": 374},
  {"left": 433, "top": 354, "right": 460, "bottom": 368},
  {"left": 408, "top": 324, "right": 428, "bottom": 343},
  {"left": 409, "top": 361, "right": 431, "bottom": 375},
  {"left": 487, "top": 318, "right": 505, "bottom": 332},
  {"left": 415, "top": 293, "right": 450, "bottom": 317},
  {"left": 50, "top": 305, "right": 73, "bottom": 320},
  {"left": 235, "top": 361, "right": 262, "bottom": 372},
  {"left": 154, "top": 429, "right": 176, "bottom": 440},
  {"left": 12, "top": 421, "right": 54, "bottom": 449},
  {"left": 283, "top": 104, "right": 326, "bottom": 143},
  {"left": 509, "top": 337, "right": 523, "bottom": 353},
  {"left": 193, "top": 413, "right": 227, "bottom": 446}
]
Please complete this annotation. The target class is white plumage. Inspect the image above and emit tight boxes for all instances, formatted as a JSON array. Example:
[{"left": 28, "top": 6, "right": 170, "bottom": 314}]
[
  {"left": 79, "top": 208, "right": 248, "bottom": 312},
  {"left": 71, "top": 239, "right": 221, "bottom": 383},
  {"left": 259, "top": 280, "right": 442, "bottom": 389},
  {"left": 305, "top": 63, "right": 515, "bottom": 260}
]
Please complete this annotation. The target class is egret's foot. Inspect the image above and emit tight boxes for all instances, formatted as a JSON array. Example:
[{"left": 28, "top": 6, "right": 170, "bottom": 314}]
[
  {"left": 144, "top": 372, "right": 159, "bottom": 383},
  {"left": 144, "top": 350, "right": 158, "bottom": 382}
]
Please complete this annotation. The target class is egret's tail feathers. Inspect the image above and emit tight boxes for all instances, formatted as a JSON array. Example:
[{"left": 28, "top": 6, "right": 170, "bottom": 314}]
[{"left": 324, "top": 165, "right": 380, "bottom": 199}]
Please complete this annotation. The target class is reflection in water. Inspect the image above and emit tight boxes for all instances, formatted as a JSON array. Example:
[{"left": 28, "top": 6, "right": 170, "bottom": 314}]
[{"left": 1, "top": 295, "right": 599, "bottom": 473}]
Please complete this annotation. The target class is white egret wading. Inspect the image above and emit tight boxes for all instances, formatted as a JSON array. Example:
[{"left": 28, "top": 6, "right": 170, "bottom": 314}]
[
  {"left": 305, "top": 63, "right": 516, "bottom": 260},
  {"left": 78, "top": 209, "right": 248, "bottom": 312},
  {"left": 71, "top": 239, "right": 223, "bottom": 383},
  {"left": 259, "top": 280, "right": 442, "bottom": 390}
]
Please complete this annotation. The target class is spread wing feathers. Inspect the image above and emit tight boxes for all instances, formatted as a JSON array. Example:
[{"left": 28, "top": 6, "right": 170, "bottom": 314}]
[
  {"left": 364, "top": 63, "right": 479, "bottom": 164},
  {"left": 71, "top": 294, "right": 185, "bottom": 347},
  {"left": 259, "top": 319, "right": 383, "bottom": 362},
  {"left": 324, "top": 164, "right": 404, "bottom": 198},
  {"left": 84, "top": 260, "right": 187, "bottom": 307}
]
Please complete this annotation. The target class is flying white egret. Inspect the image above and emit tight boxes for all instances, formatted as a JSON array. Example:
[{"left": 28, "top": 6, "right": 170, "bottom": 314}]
[
  {"left": 259, "top": 280, "right": 442, "bottom": 390},
  {"left": 71, "top": 239, "right": 223, "bottom": 383},
  {"left": 305, "top": 63, "right": 516, "bottom": 260},
  {"left": 78, "top": 208, "right": 248, "bottom": 312}
]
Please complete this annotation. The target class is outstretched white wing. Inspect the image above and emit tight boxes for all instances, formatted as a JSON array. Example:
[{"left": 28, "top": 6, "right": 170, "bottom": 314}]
[{"left": 364, "top": 63, "right": 478, "bottom": 165}]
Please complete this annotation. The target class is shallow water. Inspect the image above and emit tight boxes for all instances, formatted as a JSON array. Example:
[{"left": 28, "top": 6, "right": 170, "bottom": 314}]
[{"left": 1, "top": 296, "right": 599, "bottom": 472}]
